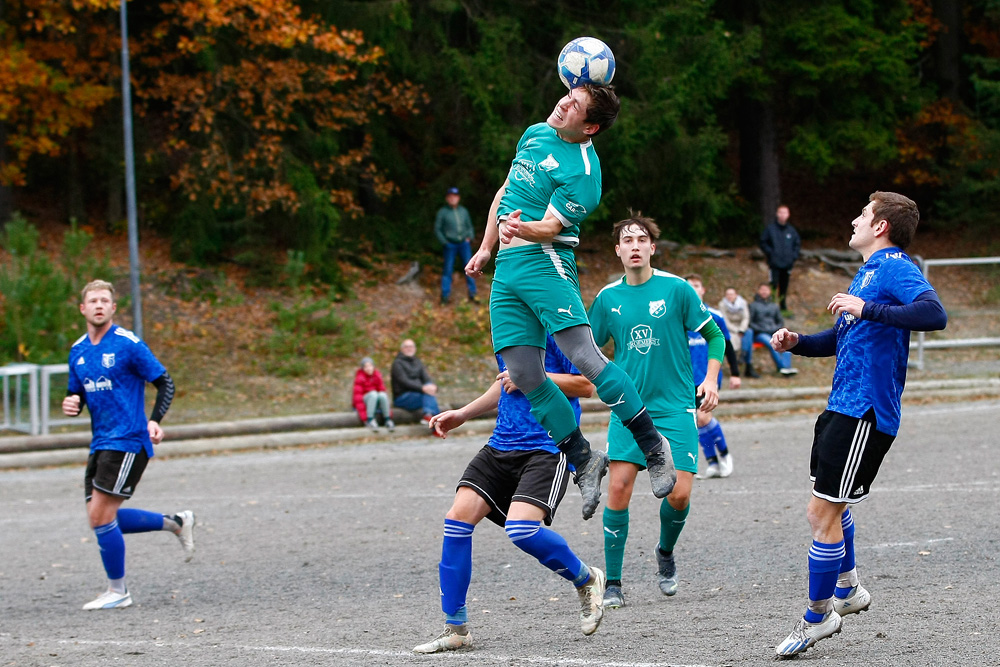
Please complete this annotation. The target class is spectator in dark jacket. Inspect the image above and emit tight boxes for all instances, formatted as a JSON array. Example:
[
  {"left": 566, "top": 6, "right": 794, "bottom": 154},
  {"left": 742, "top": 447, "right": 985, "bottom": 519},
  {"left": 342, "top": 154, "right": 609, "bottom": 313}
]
[
  {"left": 742, "top": 283, "right": 797, "bottom": 377},
  {"left": 760, "top": 205, "right": 802, "bottom": 310},
  {"left": 353, "top": 357, "right": 394, "bottom": 432},
  {"left": 391, "top": 339, "right": 440, "bottom": 424}
]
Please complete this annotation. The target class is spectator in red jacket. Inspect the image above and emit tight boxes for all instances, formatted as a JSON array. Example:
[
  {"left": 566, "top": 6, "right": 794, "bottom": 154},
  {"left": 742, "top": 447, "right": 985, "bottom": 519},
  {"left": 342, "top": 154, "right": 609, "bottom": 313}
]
[{"left": 353, "top": 357, "right": 394, "bottom": 432}]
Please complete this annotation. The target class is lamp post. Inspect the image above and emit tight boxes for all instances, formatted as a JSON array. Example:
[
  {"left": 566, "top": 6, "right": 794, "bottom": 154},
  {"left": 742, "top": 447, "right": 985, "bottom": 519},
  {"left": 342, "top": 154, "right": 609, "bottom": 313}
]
[{"left": 119, "top": 0, "right": 143, "bottom": 337}]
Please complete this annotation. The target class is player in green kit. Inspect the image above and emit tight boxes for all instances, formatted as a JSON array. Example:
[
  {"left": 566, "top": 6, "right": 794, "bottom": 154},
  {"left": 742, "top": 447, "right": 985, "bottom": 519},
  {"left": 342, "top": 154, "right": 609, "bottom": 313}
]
[
  {"left": 466, "top": 85, "right": 679, "bottom": 521},
  {"left": 588, "top": 215, "right": 725, "bottom": 607}
]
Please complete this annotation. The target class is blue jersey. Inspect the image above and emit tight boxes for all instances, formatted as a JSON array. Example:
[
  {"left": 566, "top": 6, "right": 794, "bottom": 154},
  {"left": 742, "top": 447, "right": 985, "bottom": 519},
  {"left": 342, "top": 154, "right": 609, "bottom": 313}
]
[
  {"left": 827, "top": 248, "right": 933, "bottom": 436},
  {"left": 689, "top": 308, "right": 730, "bottom": 388},
  {"left": 68, "top": 324, "right": 167, "bottom": 456},
  {"left": 489, "top": 335, "right": 582, "bottom": 462}
]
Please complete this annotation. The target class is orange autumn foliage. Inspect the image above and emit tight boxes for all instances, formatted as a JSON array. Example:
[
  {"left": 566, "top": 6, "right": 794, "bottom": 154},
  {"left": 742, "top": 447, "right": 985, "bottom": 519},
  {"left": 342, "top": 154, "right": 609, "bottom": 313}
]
[{"left": 135, "top": 0, "right": 424, "bottom": 217}]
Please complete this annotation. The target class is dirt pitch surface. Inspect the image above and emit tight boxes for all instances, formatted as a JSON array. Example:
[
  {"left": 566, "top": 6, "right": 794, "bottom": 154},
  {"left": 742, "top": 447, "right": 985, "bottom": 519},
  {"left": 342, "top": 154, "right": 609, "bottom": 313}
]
[{"left": 2, "top": 401, "right": 998, "bottom": 667}]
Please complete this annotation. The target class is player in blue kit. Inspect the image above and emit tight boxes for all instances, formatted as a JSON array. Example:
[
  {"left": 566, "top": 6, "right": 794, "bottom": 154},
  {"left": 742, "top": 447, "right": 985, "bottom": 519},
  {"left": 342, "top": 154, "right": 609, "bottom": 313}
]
[
  {"left": 685, "top": 274, "right": 741, "bottom": 479},
  {"left": 63, "top": 280, "right": 194, "bottom": 610},
  {"left": 770, "top": 193, "right": 947, "bottom": 657},
  {"left": 413, "top": 335, "right": 606, "bottom": 653}
]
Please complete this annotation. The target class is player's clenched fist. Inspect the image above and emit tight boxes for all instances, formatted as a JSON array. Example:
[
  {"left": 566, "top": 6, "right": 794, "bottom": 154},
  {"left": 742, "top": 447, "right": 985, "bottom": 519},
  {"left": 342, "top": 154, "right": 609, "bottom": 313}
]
[
  {"left": 771, "top": 328, "right": 799, "bottom": 353},
  {"left": 62, "top": 394, "right": 82, "bottom": 417}
]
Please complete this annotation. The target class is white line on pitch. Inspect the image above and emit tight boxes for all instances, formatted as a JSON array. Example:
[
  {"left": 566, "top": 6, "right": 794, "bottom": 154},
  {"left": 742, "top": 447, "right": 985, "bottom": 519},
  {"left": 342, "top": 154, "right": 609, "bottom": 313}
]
[
  {"left": 57, "top": 639, "right": 714, "bottom": 667},
  {"left": 865, "top": 537, "right": 955, "bottom": 550}
]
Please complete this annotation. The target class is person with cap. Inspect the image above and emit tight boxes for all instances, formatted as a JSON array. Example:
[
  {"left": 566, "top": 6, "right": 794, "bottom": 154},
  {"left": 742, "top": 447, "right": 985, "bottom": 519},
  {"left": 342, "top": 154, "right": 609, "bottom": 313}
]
[
  {"left": 434, "top": 187, "right": 478, "bottom": 304},
  {"left": 352, "top": 356, "right": 394, "bottom": 432}
]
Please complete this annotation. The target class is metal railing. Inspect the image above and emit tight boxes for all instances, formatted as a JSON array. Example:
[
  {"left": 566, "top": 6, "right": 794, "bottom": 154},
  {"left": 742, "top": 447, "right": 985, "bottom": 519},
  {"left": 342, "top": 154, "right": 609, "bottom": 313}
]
[
  {"left": 911, "top": 255, "right": 1000, "bottom": 369},
  {"left": 1, "top": 364, "right": 40, "bottom": 435}
]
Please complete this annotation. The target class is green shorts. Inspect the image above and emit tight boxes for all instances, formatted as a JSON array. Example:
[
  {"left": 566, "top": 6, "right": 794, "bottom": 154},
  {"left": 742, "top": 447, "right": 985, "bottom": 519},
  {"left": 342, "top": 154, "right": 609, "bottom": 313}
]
[
  {"left": 606, "top": 411, "right": 699, "bottom": 474},
  {"left": 490, "top": 243, "right": 590, "bottom": 352}
]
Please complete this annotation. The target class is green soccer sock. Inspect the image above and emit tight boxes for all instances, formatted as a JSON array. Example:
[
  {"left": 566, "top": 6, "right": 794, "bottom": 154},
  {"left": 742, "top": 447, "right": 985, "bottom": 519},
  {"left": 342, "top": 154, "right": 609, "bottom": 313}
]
[
  {"left": 593, "top": 363, "right": 645, "bottom": 422},
  {"left": 602, "top": 507, "right": 631, "bottom": 582},
  {"left": 525, "top": 378, "right": 579, "bottom": 444},
  {"left": 659, "top": 500, "right": 690, "bottom": 553}
]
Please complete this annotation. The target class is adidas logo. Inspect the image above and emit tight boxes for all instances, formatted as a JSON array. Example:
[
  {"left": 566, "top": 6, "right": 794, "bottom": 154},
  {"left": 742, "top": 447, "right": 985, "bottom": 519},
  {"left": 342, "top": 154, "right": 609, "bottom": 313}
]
[
  {"left": 77, "top": 357, "right": 85, "bottom": 365},
  {"left": 852, "top": 485, "right": 865, "bottom": 495}
]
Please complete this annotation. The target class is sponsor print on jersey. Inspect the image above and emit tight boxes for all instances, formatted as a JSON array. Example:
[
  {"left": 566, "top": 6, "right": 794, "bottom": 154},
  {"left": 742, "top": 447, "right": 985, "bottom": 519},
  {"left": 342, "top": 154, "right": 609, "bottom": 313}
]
[
  {"left": 861, "top": 270, "right": 875, "bottom": 289},
  {"left": 102, "top": 353, "right": 115, "bottom": 368},
  {"left": 627, "top": 324, "right": 659, "bottom": 355},
  {"left": 538, "top": 154, "right": 560, "bottom": 171},
  {"left": 564, "top": 201, "right": 586, "bottom": 216},
  {"left": 648, "top": 299, "right": 666, "bottom": 318},
  {"left": 512, "top": 160, "right": 536, "bottom": 187},
  {"left": 83, "top": 377, "right": 114, "bottom": 392}
]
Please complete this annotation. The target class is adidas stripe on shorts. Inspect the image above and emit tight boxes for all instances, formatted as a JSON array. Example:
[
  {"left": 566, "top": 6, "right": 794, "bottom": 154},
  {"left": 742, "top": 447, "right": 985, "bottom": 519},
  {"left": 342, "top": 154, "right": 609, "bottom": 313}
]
[
  {"left": 85, "top": 449, "right": 150, "bottom": 501},
  {"left": 810, "top": 408, "right": 895, "bottom": 504}
]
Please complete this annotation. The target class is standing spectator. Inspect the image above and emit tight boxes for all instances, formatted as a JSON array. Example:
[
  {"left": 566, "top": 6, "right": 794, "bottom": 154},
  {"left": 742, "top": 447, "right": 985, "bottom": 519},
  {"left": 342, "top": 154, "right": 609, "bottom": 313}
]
[
  {"left": 744, "top": 283, "right": 797, "bottom": 377},
  {"left": 770, "top": 191, "right": 946, "bottom": 658},
  {"left": 352, "top": 356, "right": 394, "bottom": 432},
  {"left": 63, "top": 280, "right": 194, "bottom": 610},
  {"left": 760, "top": 204, "right": 801, "bottom": 311},
  {"left": 391, "top": 339, "right": 440, "bottom": 425},
  {"left": 435, "top": 187, "right": 478, "bottom": 305},
  {"left": 717, "top": 287, "right": 750, "bottom": 341}
]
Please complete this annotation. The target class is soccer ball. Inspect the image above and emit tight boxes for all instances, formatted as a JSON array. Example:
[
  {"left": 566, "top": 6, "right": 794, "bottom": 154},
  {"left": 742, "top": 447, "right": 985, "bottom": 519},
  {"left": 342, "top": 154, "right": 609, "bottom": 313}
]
[{"left": 557, "top": 37, "right": 616, "bottom": 89}]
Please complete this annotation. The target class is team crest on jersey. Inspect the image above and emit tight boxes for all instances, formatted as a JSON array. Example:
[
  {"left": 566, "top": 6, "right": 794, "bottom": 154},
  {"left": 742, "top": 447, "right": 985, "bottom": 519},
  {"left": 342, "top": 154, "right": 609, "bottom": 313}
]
[
  {"left": 627, "top": 324, "right": 659, "bottom": 355},
  {"left": 861, "top": 270, "right": 875, "bottom": 289},
  {"left": 648, "top": 299, "right": 666, "bottom": 318},
  {"left": 102, "top": 353, "right": 115, "bottom": 368},
  {"left": 538, "top": 154, "right": 560, "bottom": 171},
  {"left": 564, "top": 201, "right": 586, "bottom": 216}
]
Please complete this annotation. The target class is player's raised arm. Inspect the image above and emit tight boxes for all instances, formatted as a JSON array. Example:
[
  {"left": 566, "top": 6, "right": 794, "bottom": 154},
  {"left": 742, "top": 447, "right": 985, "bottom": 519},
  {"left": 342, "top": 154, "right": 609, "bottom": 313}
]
[{"left": 466, "top": 181, "right": 507, "bottom": 277}]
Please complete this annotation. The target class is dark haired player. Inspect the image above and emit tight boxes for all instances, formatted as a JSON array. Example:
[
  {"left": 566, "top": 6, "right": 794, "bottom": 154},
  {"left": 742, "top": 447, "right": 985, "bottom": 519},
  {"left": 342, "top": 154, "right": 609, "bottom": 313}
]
[
  {"left": 771, "top": 193, "right": 947, "bottom": 657},
  {"left": 466, "top": 84, "right": 679, "bottom": 522}
]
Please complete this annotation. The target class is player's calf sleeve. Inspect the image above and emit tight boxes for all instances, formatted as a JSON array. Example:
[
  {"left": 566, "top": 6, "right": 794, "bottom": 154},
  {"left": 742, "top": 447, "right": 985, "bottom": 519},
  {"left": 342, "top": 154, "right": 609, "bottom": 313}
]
[
  {"left": 836, "top": 510, "right": 859, "bottom": 593},
  {"left": 116, "top": 508, "right": 166, "bottom": 533},
  {"left": 505, "top": 520, "right": 589, "bottom": 586},
  {"left": 658, "top": 500, "right": 689, "bottom": 553},
  {"left": 594, "top": 363, "right": 645, "bottom": 425},
  {"left": 698, "top": 418, "right": 728, "bottom": 457},
  {"left": 94, "top": 519, "right": 126, "bottom": 581},
  {"left": 805, "top": 539, "right": 846, "bottom": 622},
  {"left": 602, "top": 507, "right": 630, "bottom": 582},
  {"left": 439, "top": 519, "right": 474, "bottom": 624},
  {"left": 525, "top": 378, "right": 580, "bottom": 445}
]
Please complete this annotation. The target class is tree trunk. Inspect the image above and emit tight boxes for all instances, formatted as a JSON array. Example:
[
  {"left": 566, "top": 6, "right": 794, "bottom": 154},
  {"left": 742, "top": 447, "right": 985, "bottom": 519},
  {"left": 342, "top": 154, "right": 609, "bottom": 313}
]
[
  {"left": 0, "top": 123, "right": 11, "bottom": 224},
  {"left": 738, "top": 96, "right": 781, "bottom": 227},
  {"left": 931, "top": 0, "right": 964, "bottom": 101},
  {"left": 67, "top": 131, "right": 86, "bottom": 225}
]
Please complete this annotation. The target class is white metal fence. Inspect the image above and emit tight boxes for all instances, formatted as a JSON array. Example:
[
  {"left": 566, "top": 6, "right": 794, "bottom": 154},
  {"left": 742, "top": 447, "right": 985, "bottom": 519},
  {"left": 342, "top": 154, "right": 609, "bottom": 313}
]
[
  {"left": 911, "top": 255, "right": 1000, "bottom": 369},
  {"left": 1, "top": 363, "right": 87, "bottom": 435}
]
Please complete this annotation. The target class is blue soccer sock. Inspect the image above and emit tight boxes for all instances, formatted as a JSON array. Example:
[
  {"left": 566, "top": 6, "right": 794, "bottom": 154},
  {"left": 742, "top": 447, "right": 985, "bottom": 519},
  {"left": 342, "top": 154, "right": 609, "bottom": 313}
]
[
  {"left": 698, "top": 418, "right": 728, "bottom": 459},
  {"left": 805, "top": 539, "right": 846, "bottom": 622},
  {"left": 505, "top": 520, "right": 589, "bottom": 586},
  {"left": 835, "top": 509, "right": 859, "bottom": 596},
  {"left": 116, "top": 508, "right": 166, "bottom": 533},
  {"left": 439, "top": 519, "right": 474, "bottom": 625},
  {"left": 94, "top": 519, "right": 126, "bottom": 583}
]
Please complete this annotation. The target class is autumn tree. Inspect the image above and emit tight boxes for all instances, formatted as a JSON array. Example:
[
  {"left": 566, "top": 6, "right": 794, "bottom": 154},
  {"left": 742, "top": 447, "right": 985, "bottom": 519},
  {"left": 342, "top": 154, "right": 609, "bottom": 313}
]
[
  {"left": 133, "top": 0, "right": 424, "bottom": 282},
  {"left": 0, "top": 0, "right": 119, "bottom": 220}
]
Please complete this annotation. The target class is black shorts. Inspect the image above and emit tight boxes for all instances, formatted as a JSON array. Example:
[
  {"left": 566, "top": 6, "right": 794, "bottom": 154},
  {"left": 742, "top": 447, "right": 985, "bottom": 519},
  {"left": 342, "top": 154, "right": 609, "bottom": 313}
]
[
  {"left": 810, "top": 408, "right": 895, "bottom": 504},
  {"left": 84, "top": 449, "right": 150, "bottom": 501},
  {"left": 457, "top": 446, "right": 569, "bottom": 527}
]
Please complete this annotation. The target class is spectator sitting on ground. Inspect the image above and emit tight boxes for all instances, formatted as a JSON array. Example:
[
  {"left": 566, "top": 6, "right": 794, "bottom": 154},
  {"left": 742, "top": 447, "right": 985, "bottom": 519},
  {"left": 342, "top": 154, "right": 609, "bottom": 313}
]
[
  {"left": 717, "top": 287, "right": 750, "bottom": 342},
  {"left": 391, "top": 339, "right": 440, "bottom": 426},
  {"left": 743, "top": 283, "right": 798, "bottom": 378},
  {"left": 353, "top": 356, "right": 394, "bottom": 432}
]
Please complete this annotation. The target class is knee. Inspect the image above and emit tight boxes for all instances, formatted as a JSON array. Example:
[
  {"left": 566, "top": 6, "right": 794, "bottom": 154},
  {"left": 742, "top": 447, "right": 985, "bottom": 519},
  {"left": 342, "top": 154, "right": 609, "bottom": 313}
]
[
  {"left": 607, "top": 477, "right": 634, "bottom": 507},
  {"left": 667, "top": 487, "right": 691, "bottom": 509}
]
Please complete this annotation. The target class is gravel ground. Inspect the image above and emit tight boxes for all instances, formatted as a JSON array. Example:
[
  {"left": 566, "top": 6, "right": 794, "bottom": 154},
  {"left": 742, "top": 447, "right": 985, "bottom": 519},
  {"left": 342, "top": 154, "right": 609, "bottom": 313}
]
[{"left": 1, "top": 401, "right": 998, "bottom": 667}]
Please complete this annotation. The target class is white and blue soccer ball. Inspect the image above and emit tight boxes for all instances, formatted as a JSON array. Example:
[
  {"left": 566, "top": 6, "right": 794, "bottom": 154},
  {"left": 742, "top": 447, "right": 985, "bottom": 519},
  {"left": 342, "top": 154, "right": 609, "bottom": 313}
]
[{"left": 557, "top": 37, "right": 616, "bottom": 89}]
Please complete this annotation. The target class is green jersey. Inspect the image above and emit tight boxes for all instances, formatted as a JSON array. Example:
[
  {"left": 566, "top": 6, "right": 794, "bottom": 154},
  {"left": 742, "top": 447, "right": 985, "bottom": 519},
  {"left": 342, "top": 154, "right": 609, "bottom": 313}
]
[
  {"left": 498, "top": 122, "right": 601, "bottom": 247},
  {"left": 589, "top": 270, "right": 712, "bottom": 415}
]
